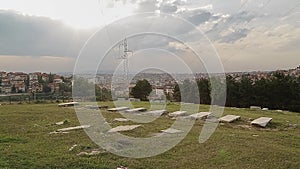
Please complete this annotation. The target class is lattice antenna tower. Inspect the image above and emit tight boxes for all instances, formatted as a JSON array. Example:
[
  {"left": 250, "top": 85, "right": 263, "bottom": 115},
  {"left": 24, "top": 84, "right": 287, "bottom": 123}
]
[{"left": 119, "top": 38, "right": 133, "bottom": 82}]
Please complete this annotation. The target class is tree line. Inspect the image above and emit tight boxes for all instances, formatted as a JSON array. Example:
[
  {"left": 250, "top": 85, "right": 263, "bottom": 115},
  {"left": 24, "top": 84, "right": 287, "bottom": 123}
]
[{"left": 173, "top": 73, "right": 300, "bottom": 112}]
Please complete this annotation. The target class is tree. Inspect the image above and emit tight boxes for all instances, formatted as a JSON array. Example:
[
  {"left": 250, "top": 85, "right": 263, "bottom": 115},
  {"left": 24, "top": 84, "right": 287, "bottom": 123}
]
[
  {"left": 226, "top": 75, "right": 240, "bottom": 107},
  {"left": 238, "top": 75, "right": 254, "bottom": 107},
  {"left": 181, "top": 79, "right": 199, "bottom": 104},
  {"left": 43, "top": 85, "right": 52, "bottom": 93},
  {"left": 130, "top": 79, "right": 152, "bottom": 101},
  {"left": 11, "top": 85, "right": 16, "bottom": 93},
  {"left": 96, "top": 86, "right": 112, "bottom": 101},
  {"left": 48, "top": 73, "right": 54, "bottom": 83},
  {"left": 197, "top": 78, "right": 211, "bottom": 104},
  {"left": 173, "top": 83, "right": 181, "bottom": 102},
  {"left": 72, "top": 77, "right": 95, "bottom": 97}
]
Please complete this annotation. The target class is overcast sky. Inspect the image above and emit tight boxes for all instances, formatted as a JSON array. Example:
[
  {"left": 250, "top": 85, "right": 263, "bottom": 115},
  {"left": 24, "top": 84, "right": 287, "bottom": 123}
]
[{"left": 0, "top": 0, "right": 299, "bottom": 73}]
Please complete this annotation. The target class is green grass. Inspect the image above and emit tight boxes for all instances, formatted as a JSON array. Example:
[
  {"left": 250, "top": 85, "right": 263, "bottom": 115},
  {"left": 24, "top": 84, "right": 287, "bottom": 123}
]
[{"left": 0, "top": 102, "right": 299, "bottom": 169}]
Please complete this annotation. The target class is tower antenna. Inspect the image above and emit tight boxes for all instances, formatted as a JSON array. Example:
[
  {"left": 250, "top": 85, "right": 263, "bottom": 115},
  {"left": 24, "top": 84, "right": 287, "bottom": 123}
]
[{"left": 119, "top": 38, "right": 133, "bottom": 82}]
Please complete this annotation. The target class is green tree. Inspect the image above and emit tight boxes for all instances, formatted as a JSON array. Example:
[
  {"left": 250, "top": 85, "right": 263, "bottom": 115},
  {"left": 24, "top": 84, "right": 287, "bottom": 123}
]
[
  {"left": 96, "top": 87, "right": 112, "bottom": 101},
  {"left": 11, "top": 85, "right": 16, "bottom": 93},
  {"left": 226, "top": 75, "right": 239, "bottom": 107},
  {"left": 197, "top": 78, "right": 211, "bottom": 104},
  {"left": 173, "top": 83, "right": 181, "bottom": 102},
  {"left": 72, "top": 76, "right": 94, "bottom": 97},
  {"left": 238, "top": 75, "right": 254, "bottom": 107},
  {"left": 48, "top": 73, "right": 54, "bottom": 83},
  {"left": 43, "top": 85, "right": 52, "bottom": 93},
  {"left": 181, "top": 79, "right": 199, "bottom": 104},
  {"left": 38, "top": 76, "right": 45, "bottom": 84},
  {"left": 130, "top": 79, "right": 152, "bottom": 101}
]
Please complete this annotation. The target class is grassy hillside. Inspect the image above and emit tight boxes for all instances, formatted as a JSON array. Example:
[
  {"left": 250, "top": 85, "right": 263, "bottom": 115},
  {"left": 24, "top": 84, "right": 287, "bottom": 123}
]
[{"left": 0, "top": 102, "right": 299, "bottom": 169}]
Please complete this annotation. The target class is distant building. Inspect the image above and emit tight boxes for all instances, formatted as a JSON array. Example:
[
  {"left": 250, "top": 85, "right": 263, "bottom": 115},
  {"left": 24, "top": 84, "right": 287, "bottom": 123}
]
[{"left": 54, "top": 79, "right": 63, "bottom": 84}]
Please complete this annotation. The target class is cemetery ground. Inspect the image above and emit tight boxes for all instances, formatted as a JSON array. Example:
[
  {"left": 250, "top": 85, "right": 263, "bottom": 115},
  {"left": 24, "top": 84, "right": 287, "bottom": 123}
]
[{"left": 0, "top": 102, "right": 299, "bottom": 169}]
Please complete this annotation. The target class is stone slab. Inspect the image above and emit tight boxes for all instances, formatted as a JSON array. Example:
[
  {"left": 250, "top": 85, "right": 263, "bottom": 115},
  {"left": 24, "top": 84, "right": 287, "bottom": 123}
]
[
  {"left": 58, "top": 102, "right": 79, "bottom": 107},
  {"left": 114, "top": 118, "right": 130, "bottom": 122},
  {"left": 143, "top": 110, "right": 167, "bottom": 116},
  {"left": 169, "top": 111, "right": 187, "bottom": 117},
  {"left": 250, "top": 106, "right": 261, "bottom": 109},
  {"left": 219, "top": 115, "right": 241, "bottom": 123},
  {"left": 124, "top": 107, "right": 147, "bottom": 113},
  {"left": 189, "top": 112, "right": 211, "bottom": 120},
  {"left": 161, "top": 128, "right": 182, "bottom": 134},
  {"left": 57, "top": 125, "right": 90, "bottom": 132},
  {"left": 107, "top": 107, "right": 129, "bottom": 112},
  {"left": 108, "top": 125, "right": 141, "bottom": 132},
  {"left": 251, "top": 117, "right": 272, "bottom": 127}
]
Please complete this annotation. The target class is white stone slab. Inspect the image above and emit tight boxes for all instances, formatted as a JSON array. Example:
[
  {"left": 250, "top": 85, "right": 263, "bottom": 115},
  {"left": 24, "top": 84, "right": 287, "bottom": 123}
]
[
  {"left": 108, "top": 125, "right": 141, "bottom": 132},
  {"left": 161, "top": 128, "right": 182, "bottom": 134},
  {"left": 107, "top": 107, "right": 129, "bottom": 112},
  {"left": 55, "top": 121, "right": 64, "bottom": 125},
  {"left": 143, "top": 110, "right": 167, "bottom": 116},
  {"left": 57, "top": 125, "right": 90, "bottom": 132},
  {"left": 114, "top": 118, "right": 130, "bottom": 122},
  {"left": 58, "top": 102, "right": 79, "bottom": 107},
  {"left": 262, "top": 108, "right": 269, "bottom": 111},
  {"left": 85, "top": 105, "right": 108, "bottom": 109},
  {"left": 49, "top": 131, "right": 69, "bottom": 134},
  {"left": 219, "top": 115, "right": 241, "bottom": 123},
  {"left": 77, "top": 150, "right": 102, "bottom": 156},
  {"left": 169, "top": 111, "right": 187, "bottom": 117},
  {"left": 124, "top": 107, "right": 147, "bottom": 113},
  {"left": 250, "top": 106, "right": 261, "bottom": 110},
  {"left": 189, "top": 112, "right": 211, "bottom": 120},
  {"left": 251, "top": 117, "right": 272, "bottom": 127}
]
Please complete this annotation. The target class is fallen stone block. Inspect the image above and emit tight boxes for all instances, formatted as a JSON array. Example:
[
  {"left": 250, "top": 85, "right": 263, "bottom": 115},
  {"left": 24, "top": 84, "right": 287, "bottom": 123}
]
[
  {"left": 219, "top": 115, "right": 241, "bottom": 123},
  {"left": 117, "top": 166, "right": 128, "bottom": 169},
  {"left": 124, "top": 107, "right": 147, "bottom": 113},
  {"left": 108, "top": 107, "right": 129, "bottom": 112},
  {"left": 169, "top": 111, "right": 187, "bottom": 117},
  {"left": 57, "top": 125, "right": 91, "bottom": 132},
  {"left": 77, "top": 150, "right": 102, "bottom": 156},
  {"left": 189, "top": 112, "right": 211, "bottom": 120},
  {"left": 250, "top": 106, "right": 261, "bottom": 110},
  {"left": 114, "top": 118, "right": 130, "bottom": 122},
  {"left": 251, "top": 117, "right": 272, "bottom": 127},
  {"left": 142, "top": 110, "right": 167, "bottom": 116},
  {"left": 85, "top": 105, "right": 108, "bottom": 109},
  {"left": 108, "top": 125, "right": 141, "bottom": 133},
  {"left": 49, "top": 131, "right": 69, "bottom": 134},
  {"left": 58, "top": 102, "right": 79, "bottom": 107},
  {"left": 161, "top": 128, "right": 182, "bottom": 134},
  {"left": 69, "top": 144, "right": 78, "bottom": 151}
]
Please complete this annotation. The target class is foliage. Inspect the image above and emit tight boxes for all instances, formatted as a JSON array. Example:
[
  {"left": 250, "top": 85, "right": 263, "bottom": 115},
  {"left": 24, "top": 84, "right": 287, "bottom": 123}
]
[
  {"left": 173, "top": 73, "right": 300, "bottom": 112},
  {"left": 130, "top": 79, "right": 152, "bottom": 101},
  {"left": 95, "top": 86, "right": 112, "bottom": 101},
  {"left": 48, "top": 73, "right": 54, "bottom": 83},
  {"left": 43, "top": 85, "right": 52, "bottom": 93},
  {"left": 172, "top": 83, "right": 181, "bottom": 102},
  {"left": 72, "top": 76, "right": 95, "bottom": 97},
  {"left": 11, "top": 85, "right": 16, "bottom": 93}
]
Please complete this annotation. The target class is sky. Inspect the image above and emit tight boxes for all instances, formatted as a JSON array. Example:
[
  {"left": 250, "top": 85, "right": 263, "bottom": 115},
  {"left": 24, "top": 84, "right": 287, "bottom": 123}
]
[{"left": 0, "top": 0, "right": 299, "bottom": 73}]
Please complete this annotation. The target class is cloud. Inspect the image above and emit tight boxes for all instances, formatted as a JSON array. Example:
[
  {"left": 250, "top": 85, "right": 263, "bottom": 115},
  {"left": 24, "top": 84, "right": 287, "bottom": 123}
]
[
  {"left": 0, "top": 10, "right": 91, "bottom": 57},
  {"left": 219, "top": 28, "right": 250, "bottom": 43},
  {"left": 0, "top": 55, "right": 75, "bottom": 72},
  {"left": 203, "top": 11, "right": 256, "bottom": 43},
  {"left": 0, "top": 0, "right": 299, "bottom": 73}
]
